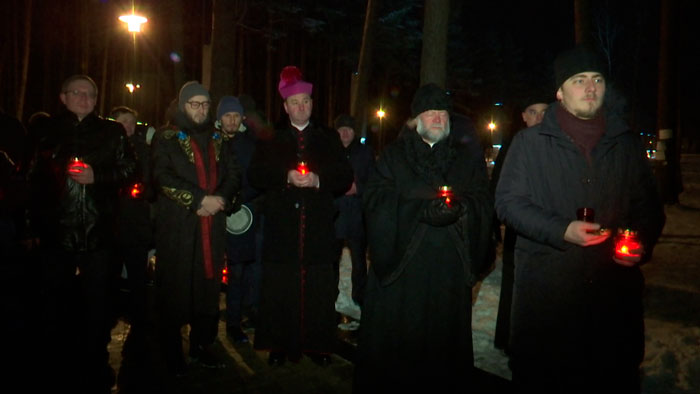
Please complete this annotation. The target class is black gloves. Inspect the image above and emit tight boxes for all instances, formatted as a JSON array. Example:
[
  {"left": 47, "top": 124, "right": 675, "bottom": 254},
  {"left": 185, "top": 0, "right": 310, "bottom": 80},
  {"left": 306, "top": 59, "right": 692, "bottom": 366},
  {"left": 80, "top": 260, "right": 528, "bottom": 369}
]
[{"left": 419, "top": 198, "right": 464, "bottom": 227}]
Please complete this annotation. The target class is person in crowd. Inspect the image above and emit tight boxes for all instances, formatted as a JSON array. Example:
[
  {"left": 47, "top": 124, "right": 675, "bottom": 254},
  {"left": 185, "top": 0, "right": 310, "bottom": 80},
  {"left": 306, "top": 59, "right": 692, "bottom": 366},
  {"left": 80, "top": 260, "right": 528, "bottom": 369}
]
[
  {"left": 27, "top": 74, "right": 135, "bottom": 393},
  {"left": 110, "top": 106, "right": 155, "bottom": 336},
  {"left": 151, "top": 81, "right": 241, "bottom": 375},
  {"left": 353, "top": 83, "right": 494, "bottom": 391},
  {"left": 492, "top": 93, "right": 549, "bottom": 354},
  {"left": 248, "top": 66, "right": 353, "bottom": 367},
  {"left": 495, "top": 46, "right": 665, "bottom": 393},
  {"left": 332, "top": 114, "right": 374, "bottom": 312},
  {"left": 216, "top": 95, "right": 261, "bottom": 343}
]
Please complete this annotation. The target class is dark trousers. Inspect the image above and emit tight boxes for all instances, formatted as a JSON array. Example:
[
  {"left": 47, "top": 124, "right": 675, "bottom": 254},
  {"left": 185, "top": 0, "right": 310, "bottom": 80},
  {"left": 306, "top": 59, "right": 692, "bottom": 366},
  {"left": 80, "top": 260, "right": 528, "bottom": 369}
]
[
  {"left": 494, "top": 226, "right": 515, "bottom": 352},
  {"left": 225, "top": 257, "right": 261, "bottom": 326},
  {"left": 119, "top": 244, "right": 151, "bottom": 329}
]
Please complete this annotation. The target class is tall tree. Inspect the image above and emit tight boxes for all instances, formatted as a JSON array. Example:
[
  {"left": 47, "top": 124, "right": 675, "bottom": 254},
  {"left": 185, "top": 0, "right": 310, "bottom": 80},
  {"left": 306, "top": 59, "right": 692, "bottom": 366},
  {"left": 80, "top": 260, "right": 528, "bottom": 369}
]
[
  {"left": 574, "top": 0, "right": 592, "bottom": 46},
  {"left": 17, "top": 0, "right": 32, "bottom": 120},
  {"left": 419, "top": 0, "right": 449, "bottom": 87},
  {"left": 350, "top": 0, "right": 379, "bottom": 134},
  {"left": 210, "top": 0, "right": 241, "bottom": 101}
]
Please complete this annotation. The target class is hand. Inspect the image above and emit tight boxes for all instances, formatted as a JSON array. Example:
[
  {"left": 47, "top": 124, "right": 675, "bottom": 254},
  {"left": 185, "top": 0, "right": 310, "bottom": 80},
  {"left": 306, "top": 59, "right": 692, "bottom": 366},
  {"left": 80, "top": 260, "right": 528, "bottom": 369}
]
[
  {"left": 287, "top": 169, "right": 320, "bottom": 188},
  {"left": 345, "top": 181, "right": 357, "bottom": 195},
  {"left": 67, "top": 161, "right": 94, "bottom": 184},
  {"left": 564, "top": 221, "right": 611, "bottom": 247},
  {"left": 200, "top": 195, "right": 225, "bottom": 215},
  {"left": 419, "top": 198, "right": 463, "bottom": 226}
]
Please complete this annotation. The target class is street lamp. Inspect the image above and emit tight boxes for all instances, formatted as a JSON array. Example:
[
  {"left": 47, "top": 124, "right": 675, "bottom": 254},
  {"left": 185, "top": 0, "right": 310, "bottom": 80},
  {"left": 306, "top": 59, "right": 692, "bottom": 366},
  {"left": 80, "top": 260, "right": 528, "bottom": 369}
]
[
  {"left": 376, "top": 108, "right": 386, "bottom": 151},
  {"left": 119, "top": 13, "right": 148, "bottom": 33},
  {"left": 125, "top": 83, "right": 141, "bottom": 93}
]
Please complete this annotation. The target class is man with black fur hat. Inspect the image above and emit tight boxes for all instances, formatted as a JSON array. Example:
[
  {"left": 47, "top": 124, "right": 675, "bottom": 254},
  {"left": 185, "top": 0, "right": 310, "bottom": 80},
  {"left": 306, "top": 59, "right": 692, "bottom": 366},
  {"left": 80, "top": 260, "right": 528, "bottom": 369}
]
[
  {"left": 495, "top": 46, "right": 665, "bottom": 392},
  {"left": 151, "top": 81, "right": 241, "bottom": 374},
  {"left": 354, "top": 83, "right": 493, "bottom": 391}
]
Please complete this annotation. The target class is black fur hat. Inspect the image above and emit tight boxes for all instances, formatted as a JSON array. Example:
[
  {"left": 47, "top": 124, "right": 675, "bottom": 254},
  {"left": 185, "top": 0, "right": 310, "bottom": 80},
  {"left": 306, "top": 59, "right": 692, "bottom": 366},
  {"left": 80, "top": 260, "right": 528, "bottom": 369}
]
[{"left": 410, "top": 83, "right": 452, "bottom": 118}]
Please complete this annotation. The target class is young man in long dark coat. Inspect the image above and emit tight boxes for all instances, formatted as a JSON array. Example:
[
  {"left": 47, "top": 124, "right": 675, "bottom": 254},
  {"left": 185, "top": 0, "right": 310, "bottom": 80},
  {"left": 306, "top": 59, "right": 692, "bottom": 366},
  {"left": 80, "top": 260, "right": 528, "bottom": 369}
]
[
  {"left": 248, "top": 66, "right": 353, "bottom": 366},
  {"left": 151, "top": 81, "right": 241, "bottom": 375},
  {"left": 495, "top": 47, "right": 665, "bottom": 393},
  {"left": 353, "top": 84, "right": 494, "bottom": 392}
]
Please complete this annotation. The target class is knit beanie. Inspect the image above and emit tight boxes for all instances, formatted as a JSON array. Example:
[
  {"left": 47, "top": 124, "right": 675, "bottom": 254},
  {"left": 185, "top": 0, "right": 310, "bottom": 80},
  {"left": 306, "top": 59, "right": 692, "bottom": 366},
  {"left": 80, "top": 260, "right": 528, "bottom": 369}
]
[
  {"left": 554, "top": 46, "right": 606, "bottom": 88},
  {"left": 334, "top": 114, "right": 356, "bottom": 130},
  {"left": 410, "top": 83, "right": 452, "bottom": 118},
  {"left": 278, "top": 66, "right": 313, "bottom": 99},
  {"left": 178, "top": 81, "right": 210, "bottom": 111},
  {"left": 216, "top": 96, "right": 245, "bottom": 120}
]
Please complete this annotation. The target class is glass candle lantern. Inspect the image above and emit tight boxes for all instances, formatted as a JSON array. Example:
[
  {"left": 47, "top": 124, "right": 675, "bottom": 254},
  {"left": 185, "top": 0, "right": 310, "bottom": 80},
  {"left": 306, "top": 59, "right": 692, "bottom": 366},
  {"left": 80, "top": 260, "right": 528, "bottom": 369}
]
[
  {"left": 297, "top": 161, "right": 308, "bottom": 175},
  {"left": 439, "top": 185, "right": 452, "bottom": 207},
  {"left": 614, "top": 229, "right": 642, "bottom": 259},
  {"left": 69, "top": 156, "right": 85, "bottom": 174}
]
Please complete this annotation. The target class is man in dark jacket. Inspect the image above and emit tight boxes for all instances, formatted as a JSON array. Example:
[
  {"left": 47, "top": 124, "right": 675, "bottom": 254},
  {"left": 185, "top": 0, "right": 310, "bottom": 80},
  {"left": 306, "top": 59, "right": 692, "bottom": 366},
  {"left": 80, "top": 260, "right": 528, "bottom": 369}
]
[
  {"left": 248, "top": 66, "right": 353, "bottom": 367},
  {"left": 216, "top": 95, "right": 261, "bottom": 343},
  {"left": 151, "top": 81, "right": 241, "bottom": 375},
  {"left": 28, "top": 74, "right": 135, "bottom": 393},
  {"left": 354, "top": 83, "right": 494, "bottom": 392},
  {"left": 495, "top": 46, "right": 665, "bottom": 393},
  {"left": 332, "top": 114, "right": 374, "bottom": 312}
]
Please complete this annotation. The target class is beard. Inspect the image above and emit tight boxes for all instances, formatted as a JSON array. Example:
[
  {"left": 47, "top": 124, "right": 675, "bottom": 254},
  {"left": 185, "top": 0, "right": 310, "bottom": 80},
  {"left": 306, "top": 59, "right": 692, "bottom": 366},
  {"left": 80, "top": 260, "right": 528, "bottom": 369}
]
[{"left": 416, "top": 117, "right": 450, "bottom": 145}]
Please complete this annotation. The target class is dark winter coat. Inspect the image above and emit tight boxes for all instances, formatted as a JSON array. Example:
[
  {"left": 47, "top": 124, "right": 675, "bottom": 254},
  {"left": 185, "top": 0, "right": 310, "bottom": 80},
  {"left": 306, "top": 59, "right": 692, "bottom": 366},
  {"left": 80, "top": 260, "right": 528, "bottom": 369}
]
[
  {"left": 354, "top": 125, "right": 493, "bottom": 391},
  {"left": 248, "top": 120, "right": 353, "bottom": 356},
  {"left": 334, "top": 139, "right": 374, "bottom": 239},
  {"left": 28, "top": 111, "right": 135, "bottom": 252},
  {"left": 151, "top": 112, "right": 241, "bottom": 322},
  {"left": 494, "top": 102, "right": 665, "bottom": 387}
]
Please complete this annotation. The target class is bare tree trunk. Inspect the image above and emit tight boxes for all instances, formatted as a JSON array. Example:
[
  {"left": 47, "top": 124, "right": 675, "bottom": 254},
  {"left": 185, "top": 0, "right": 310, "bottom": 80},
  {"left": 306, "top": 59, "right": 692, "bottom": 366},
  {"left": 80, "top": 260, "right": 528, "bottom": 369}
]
[
  {"left": 420, "top": 0, "right": 449, "bottom": 88},
  {"left": 171, "top": 0, "right": 186, "bottom": 92},
  {"left": 574, "top": 0, "right": 592, "bottom": 46},
  {"left": 210, "top": 0, "right": 237, "bottom": 101},
  {"left": 350, "top": 0, "right": 379, "bottom": 131},
  {"left": 17, "top": 0, "right": 32, "bottom": 121},
  {"left": 326, "top": 42, "right": 335, "bottom": 127},
  {"left": 656, "top": 0, "right": 681, "bottom": 203}
]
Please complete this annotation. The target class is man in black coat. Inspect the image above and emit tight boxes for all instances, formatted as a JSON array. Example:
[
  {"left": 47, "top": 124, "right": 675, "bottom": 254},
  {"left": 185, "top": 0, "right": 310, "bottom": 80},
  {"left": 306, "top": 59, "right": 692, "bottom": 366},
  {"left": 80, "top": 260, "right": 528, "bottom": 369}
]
[
  {"left": 495, "top": 46, "right": 665, "bottom": 393},
  {"left": 28, "top": 74, "right": 135, "bottom": 393},
  {"left": 151, "top": 81, "right": 241, "bottom": 375},
  {"left": 248, "top": 66, "right": 353, "bottom": 367},
  {"left": 354, "top": 83, "right": 494, "bottom": 392},
  {"left": 332, "top": 114, "right": 374, "bottom": 311}
]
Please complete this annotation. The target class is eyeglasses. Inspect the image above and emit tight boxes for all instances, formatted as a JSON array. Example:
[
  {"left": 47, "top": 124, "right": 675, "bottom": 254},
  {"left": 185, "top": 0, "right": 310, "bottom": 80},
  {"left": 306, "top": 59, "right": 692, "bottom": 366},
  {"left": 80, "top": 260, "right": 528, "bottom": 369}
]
[
  {"left": 64, "top": 90, "right": 97, "bottom": 99},
  {"left": 187, "top": 101, "right": 211, "bottom": 109}
]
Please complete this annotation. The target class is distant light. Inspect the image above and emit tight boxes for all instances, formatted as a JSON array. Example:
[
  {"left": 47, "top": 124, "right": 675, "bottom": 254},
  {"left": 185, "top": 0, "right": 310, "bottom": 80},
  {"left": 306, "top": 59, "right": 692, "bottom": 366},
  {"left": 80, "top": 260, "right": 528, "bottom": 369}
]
[
  {"left": 377, "top": 109, "right": 386, "bottom": 119},
  {"left": 170, "top": 52, "right": 181, "bottom": 63},
  {"left": 119, "top": 14, "right": 148, "bottom": 32},
  {"left": 125, "top": 83, "right": 141, "bottom": 93},
  {"left": 488, "top": 122, "right": 496, "bottom": 131},
  {"left": 360, "top": 137, "right": 366, "bottom": 144},
  {"left": 494, "top": 102, "right": 503, "bottom": 106}
]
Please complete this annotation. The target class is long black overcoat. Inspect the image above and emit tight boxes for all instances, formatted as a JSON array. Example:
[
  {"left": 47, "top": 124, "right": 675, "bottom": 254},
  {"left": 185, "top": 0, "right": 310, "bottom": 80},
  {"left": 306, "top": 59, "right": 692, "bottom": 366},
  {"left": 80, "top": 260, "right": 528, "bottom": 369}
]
[{"left": 495, "top": 102, "right": 665, "bottom": 388}]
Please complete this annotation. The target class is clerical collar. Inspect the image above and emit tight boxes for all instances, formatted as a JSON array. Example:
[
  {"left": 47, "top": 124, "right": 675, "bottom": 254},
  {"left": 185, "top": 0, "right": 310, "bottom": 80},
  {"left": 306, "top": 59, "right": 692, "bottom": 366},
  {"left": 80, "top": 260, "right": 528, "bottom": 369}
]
[{"left": 292, "top": 121, "right": 310, "bottom": 131}]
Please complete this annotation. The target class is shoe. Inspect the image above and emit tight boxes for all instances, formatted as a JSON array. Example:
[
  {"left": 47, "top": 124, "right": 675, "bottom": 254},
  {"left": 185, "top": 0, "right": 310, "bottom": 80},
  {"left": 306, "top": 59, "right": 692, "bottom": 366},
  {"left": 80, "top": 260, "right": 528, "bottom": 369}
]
[
  {"left": 306, "top": 353, "right": 332, "bottom": 367},
  {"left": 191, "top": 345, "right": 226, "bottom": 369},
  {"left": 268, "top": 351, "right": 286, "bottom": 366},
  {"left": 227, "top": 326, "right": 249, "bottom": 343}
]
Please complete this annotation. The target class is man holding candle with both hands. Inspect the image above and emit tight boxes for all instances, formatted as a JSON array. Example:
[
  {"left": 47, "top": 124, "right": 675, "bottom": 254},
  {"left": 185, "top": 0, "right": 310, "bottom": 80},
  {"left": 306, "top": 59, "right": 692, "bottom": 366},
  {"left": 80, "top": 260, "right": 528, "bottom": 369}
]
[{"left": 495, "top": 46, "right": 665, "bottom": 393}]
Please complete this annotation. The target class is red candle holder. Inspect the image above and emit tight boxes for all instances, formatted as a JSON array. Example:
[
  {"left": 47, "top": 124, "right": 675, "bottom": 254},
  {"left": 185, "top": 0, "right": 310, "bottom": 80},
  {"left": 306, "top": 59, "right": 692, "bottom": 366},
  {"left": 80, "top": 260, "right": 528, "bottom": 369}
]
[
  {"left": 68, "top": 156, "right": 86, "bottom": 174},
  {"left": 297, "top": 161, "right": 308, "bottom": 175},
  {"left": 130, "top": 182, "right": 143, "bottom": 198},
  {"left": 439, "top": 185, "right": 452, "bottom": 207},
  {"left": 614, "top": 229, "right": 642, "bottom": 259}
]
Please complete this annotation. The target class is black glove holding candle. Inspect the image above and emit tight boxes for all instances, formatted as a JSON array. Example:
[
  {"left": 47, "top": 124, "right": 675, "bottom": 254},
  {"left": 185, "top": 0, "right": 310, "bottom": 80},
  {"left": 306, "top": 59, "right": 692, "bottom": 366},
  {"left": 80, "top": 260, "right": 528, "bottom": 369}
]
[{"left": 419, "top": 198, "right": 464, "bottom": 226}]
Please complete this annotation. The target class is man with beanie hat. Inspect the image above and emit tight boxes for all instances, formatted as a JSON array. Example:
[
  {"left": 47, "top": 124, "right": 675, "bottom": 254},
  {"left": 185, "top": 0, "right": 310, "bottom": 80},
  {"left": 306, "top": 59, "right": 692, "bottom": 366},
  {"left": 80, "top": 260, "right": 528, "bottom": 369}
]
[
  {"left": 151, "top": 81, "right": 241, "bottom": 374},
  {"left": 495, "top": 46, "right": 665, "bottom": 392},
  {"left": 354, "top": 83, "right": 493, "bottom": 391},
  {"left": 248, "top": 66, "right": 353, "bottom": 367},
  {"left": 332, "top": 114, "right": 375, "bottom": 318},
  {"left": 215, "top": 95, "right": 262, "bottom": 343}
]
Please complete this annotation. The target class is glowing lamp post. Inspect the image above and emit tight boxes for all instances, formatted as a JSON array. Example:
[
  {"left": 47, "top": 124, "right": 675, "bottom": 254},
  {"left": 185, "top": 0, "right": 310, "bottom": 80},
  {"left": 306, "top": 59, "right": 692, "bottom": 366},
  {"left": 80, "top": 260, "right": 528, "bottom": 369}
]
[
  {"left": 377, "top": 108, "right": 386, "bottom": 151},
  {"left": 119, "top": 14, "right": 148, "bottom": 33},
  {"left": 125, "top": 83, "right": 141, "bottom": 93}
]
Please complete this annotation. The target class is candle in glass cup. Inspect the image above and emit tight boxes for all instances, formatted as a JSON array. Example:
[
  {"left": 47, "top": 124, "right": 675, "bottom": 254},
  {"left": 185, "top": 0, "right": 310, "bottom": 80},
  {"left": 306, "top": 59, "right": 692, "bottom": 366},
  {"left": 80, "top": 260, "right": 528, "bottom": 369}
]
[
  {"left": 439, "top": 185, "right": 452, "bottom": 207},
  {"left": 614, "top": 229, "right": 642, "bottom": 259},
  {"left": 69, "top": 156, "right": 85, "bottom": 174},
  {"left": 297, "top": 161, "right": 308, "bottom": 175}
]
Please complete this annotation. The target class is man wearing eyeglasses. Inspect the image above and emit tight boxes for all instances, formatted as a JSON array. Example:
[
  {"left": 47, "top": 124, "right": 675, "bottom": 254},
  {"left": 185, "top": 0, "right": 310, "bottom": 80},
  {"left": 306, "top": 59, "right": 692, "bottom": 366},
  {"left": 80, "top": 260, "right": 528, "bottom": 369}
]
[
  {"left": 151, "top": 81, "right": 241, "bottom": 375},
  {"left": 28, "top": 74, "right": 135, "bottom": 393}
]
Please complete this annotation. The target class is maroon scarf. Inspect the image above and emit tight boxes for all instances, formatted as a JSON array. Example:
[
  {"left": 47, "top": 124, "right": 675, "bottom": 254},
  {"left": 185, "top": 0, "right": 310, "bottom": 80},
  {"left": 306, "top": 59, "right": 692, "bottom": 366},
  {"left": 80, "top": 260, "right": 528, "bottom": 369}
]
[
  {"left": 556, "top": 104, "right": 606, "bottom": 162},
  {"left": 190, "top": 137, "right": 218, "bottom": 279}
]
